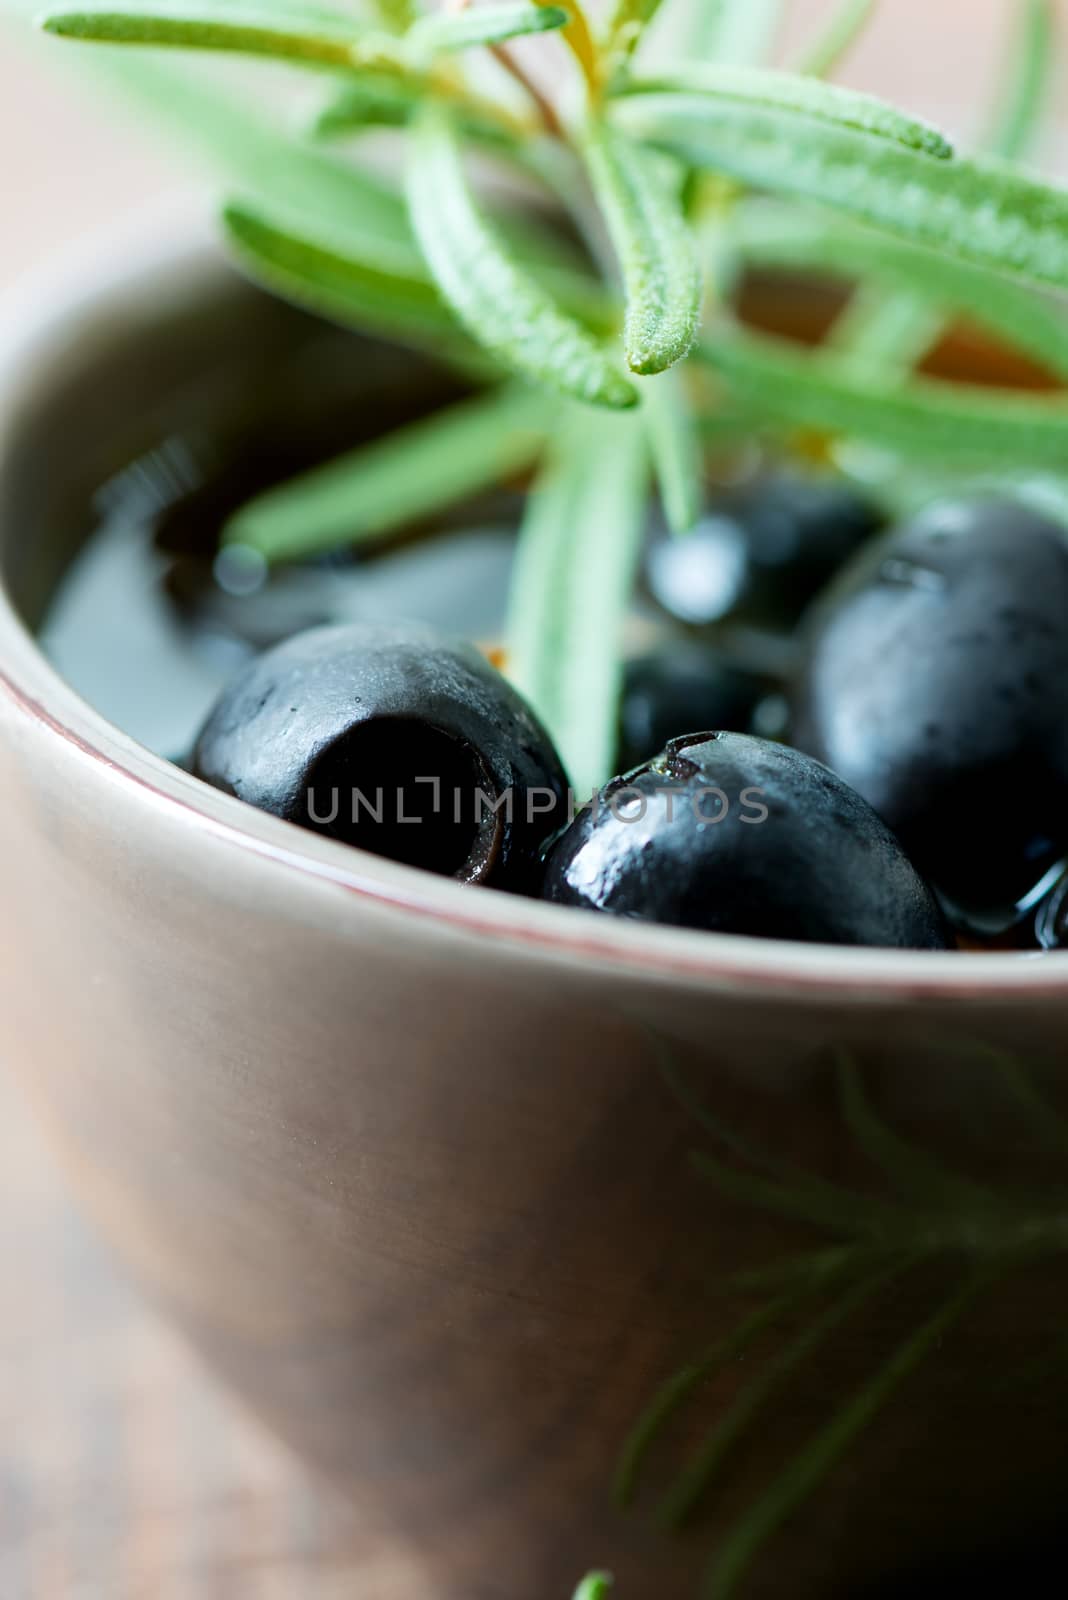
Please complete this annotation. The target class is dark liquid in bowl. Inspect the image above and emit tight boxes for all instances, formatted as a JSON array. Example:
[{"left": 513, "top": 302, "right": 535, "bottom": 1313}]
[{"left": 39, "top": 309, "right": 520, "bottom": 762}]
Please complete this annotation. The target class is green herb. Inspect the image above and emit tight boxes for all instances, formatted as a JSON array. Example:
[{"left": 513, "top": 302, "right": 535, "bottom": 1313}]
[
  {"left": 368, "top": 0, "right": 414, "bottom": 32},
  {"left": 622, "top": 1038, "right": 1068, "bottom": 1598},
  {"left": 657, "top": 1259, "right": 908, "bottom": 1531},
  {"left": 583, "top": 121, "right": 702, "bottom": 374},
  {"left": 602, "top": 0, "right": 664, "bottom": 69},
  {"left": 987, "top": 0, "right": 1054, "bottom": 162},
  {"left": 642, "top": 368, "right": 703, "bottom": 533},
  {"left": 38, "top": 0, "right": 1068, "bottom": 779},
  {"left": 407, "top": 105, "right": 636, "bottom": 409},
  {"left": 614, "top": 66, "right": 953, "bottom": 160},
  {"left": 798, "top": 0, "right": 877, "bottom": 79},
  {"left": 30, "top": 6, "right": 1068, "bottom": 1592},
  {"left": 43, "top": 0, "right": 570, "bottom": 64},
  {"left": 220, "top": 200, "right": 458, "bottom": 344},
  {"left": 403, "top": 2, "right": 570, "bottom": 63},
  {"left": 698, "top": 325, "right": 1068, "bottom": 468},
  {"left": 705, "top": 1276, "right": 980, "bottom": 1599},
  {"left": 572, "top": 1575, "right": 613, "bottom": 1600},
  {"left": 41, "top": 3, "right": 370, "bottom": 65},
  {"left": 225, "top": 382, "right": 552, "bottom": 560},
  {"left": 506, "top": 405, "right": 649, "bottom": 794},
  {"left": 730, "top": 206, "right": 1068, "bottom": 383}
]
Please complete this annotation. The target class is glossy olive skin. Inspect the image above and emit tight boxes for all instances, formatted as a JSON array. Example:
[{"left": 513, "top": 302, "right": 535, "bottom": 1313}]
[
  {"left": 194, "top": 622, "right": 568, "bottom": 891},
  {"left": 646, "top": 472, "right": 883, "bottom": 631},
  {"left": 543, "top": 733, "right": 949, "bottom": 948},
  {"left": 791, "top": 499, "right": 1068, "bottom": 919},
  {"left": 1036, "top": 873, "right": 1068, "bottom": 950},
  {"left": 617, "top": 645, "right": 767, "bottom": 772}
]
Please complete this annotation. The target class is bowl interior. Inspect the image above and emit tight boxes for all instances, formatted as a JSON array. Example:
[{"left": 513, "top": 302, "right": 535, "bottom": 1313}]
[{"left": 2, "top": 225, "right": 1067, "bottom": 1003}]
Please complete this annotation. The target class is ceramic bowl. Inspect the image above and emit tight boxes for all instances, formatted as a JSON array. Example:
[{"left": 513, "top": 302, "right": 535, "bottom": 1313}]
[{"left": 2, "top": 220, "right": 1067, "bottom": 1600}]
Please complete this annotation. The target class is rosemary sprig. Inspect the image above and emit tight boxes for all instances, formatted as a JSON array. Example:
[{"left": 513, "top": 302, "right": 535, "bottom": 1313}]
[
  {"left": 987, "top": 0, "right": 1054, "bottom": 163},
  {"left": 698, "top": 326, "right": 1068, "bottom": 468},
  {"left": 704, "top": 1274, "right": 981, "bottom": 1599},
  {"left": 615, "top": 65, "right": 953, "bottom": 160},
  {"left": 642, "top": 368, "right": 703, "bottom": 533},
  {"left": 29, "top": 10, "right": 1068, "bottom": 1596},
  {"left": 407, "top": 104, "right": 637, "bottom": 409},
  {"left": 582, "top": 121, "right": 702, "bottom": 374},
  {"left": 506, "top": 404, "right": 649, "bottom": 793},
  {"left": 623, "top": 1040, "right": 1068, "bottom": 1597},
  {"left": 224, "top": 383, "right": 552, "bottom": 560},
  {"left": 572, "top": 1575, "right": 613, "bottom": 1600}
]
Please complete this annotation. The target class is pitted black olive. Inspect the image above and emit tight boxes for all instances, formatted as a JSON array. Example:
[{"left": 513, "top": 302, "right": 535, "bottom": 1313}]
[
  {"left": 193, "top": 622, "right": 568, "bottom": 890},
  {"left": 617, "top": 645, "right": 768, "bottom": 772},
  {"left": 646, "top": 471, "right": 883, "bottom": 631},
  {"left": 791, "top": 498, "right": 1068, "bottom": 921},
  {"left": 542, "top": 732, "right": 949, "bottom": 949}
]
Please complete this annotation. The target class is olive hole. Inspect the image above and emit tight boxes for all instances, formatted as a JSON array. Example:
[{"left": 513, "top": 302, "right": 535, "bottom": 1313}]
[{"left": 301, "top": 718, "right": 499, "bottom": 880}]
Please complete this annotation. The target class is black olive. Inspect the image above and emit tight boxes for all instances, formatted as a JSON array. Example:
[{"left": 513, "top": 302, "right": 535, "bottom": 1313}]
[
  {"left": 193, "top": 622, "right": 568, "bottom": 891},
  {"left": 617, "top": 645, "right": 768, "bottom": 772},
  {"left": 542, "top": 732, "right": 949, "bottom": 949},
  {"left": 1036, "top": 871, "right": 1068, "bottom": 950},
  {"left": 645, "top": 471, "right": 884, "bottom": 631},
  {"left": 791, "top": 498, "right": 1068, "bottom": 922}
]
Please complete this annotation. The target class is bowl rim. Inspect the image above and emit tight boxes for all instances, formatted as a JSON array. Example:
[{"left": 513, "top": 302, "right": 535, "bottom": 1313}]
[{"left": 2, "top": 201, "right": 1067, "bottom": 1005}]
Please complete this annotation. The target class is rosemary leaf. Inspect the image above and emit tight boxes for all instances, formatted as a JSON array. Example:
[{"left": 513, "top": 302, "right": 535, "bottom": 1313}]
[
  {"left": 615, "top": 1293, "right": 796, "bottom": 1508},
  {"left": 704, "top": 1277, "right": 980, "bottom": 1598},
  {"left": 407, "top": 105, "right": 637, "bottom": 409},
  {"left": 822, "top": 1, "right": 1054, "bottom": 385},
  {"left": 658, "top": 1262, "right": 904, "bottom": 1531},
  {"left": 312, "top": 77, "right": 527, "bottom": 147},
  {"left": 695, "top": 0, "right": 783, "bottom": 66},
  {"left": 621, "top": 98, "right": 1068, "bottom": 292},
  {"left": 220, "top": 201, "right": 460, "bottom": 343},
  {"left": 799, "top": 0, "right": 877, "bottom": 79},
  {"left": 224, "top": 383, "right": 551, "bottom": 561},
  {"left": 369, "top": 0, "right": 413, "bottom": 30},
  {"left": 572, "top": 1576, "right": 613, "bottom": 1600},
  {"left": 43, "top": 1, "right": 569, "bottom": 76},
  {"left": 653, "top": 1038, "right": 893, "bottom": 1224},
  {"left": 643, "top": 368, "right": 703, "bottom": 533},
  {"left": 41, "top": 1, "right": 366, "bottom": 65},
  {"left": 730, "top": 206, "right": 1068, "bottom": 382},
  {"left": 48, "top": 41, "right": 423, "bottom": 261},
  {"left": 835, "top": 1052, "right": 995, "bottom": 1213},
  {"left": 405, "top": 2, "right": 569, "bottom": 62},
  {"left": 699, "top": 325, "right": 1068, "bottom": 468},
  {"left": 987, "top": 0, "right": 1054, "bottom": 162},
  {"left": 584, "top": 121, "right": 702, "bottom": 374},
  {"left": 602, "top": 0, "right": 664, "bottom": 66},
  {"left": 506, "top": 407, "right": 649, "bottom": 796},
  {"left": 536, "top": 0, "right": 601, "bottom": 92},
  {"left": 312, "top": 75, "right": 427, "bottom": 135},
  {"left": 823, "top": 283, "right": 943, "bottom": 377},
  {"left": 689, "top": 1148, "right": 893, "bottom": 1238},
  {"left": 614, "top": 67, "right": 953, "bottom": 160}
]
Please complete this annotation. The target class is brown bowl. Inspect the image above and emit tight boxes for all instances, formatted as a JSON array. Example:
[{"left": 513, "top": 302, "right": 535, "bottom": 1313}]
[{"left": 2, "top": 220, "right": 1068, "bottom": 1599}]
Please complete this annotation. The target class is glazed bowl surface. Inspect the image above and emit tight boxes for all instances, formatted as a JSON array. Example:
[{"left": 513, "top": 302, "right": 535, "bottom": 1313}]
[{"left": 2, "top": 219, "right": 1067, "bottom": 1599}]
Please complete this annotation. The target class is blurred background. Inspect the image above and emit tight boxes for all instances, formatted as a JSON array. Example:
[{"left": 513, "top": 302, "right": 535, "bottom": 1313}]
[
  {"left": 0, "top": 1, "right": 1066, "bottom": 1596},
  {"left": 1, "top": 0, "right": 1066, "bottom": 293}
]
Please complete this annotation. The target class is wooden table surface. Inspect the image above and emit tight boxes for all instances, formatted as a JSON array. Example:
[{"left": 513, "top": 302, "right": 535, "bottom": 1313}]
[
  {"left": 0, "top": 1068, "right": 417, "bottom": 1600},
  {"left": 0, "top": 4, "right": 1066, "bottom": 1597}
]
